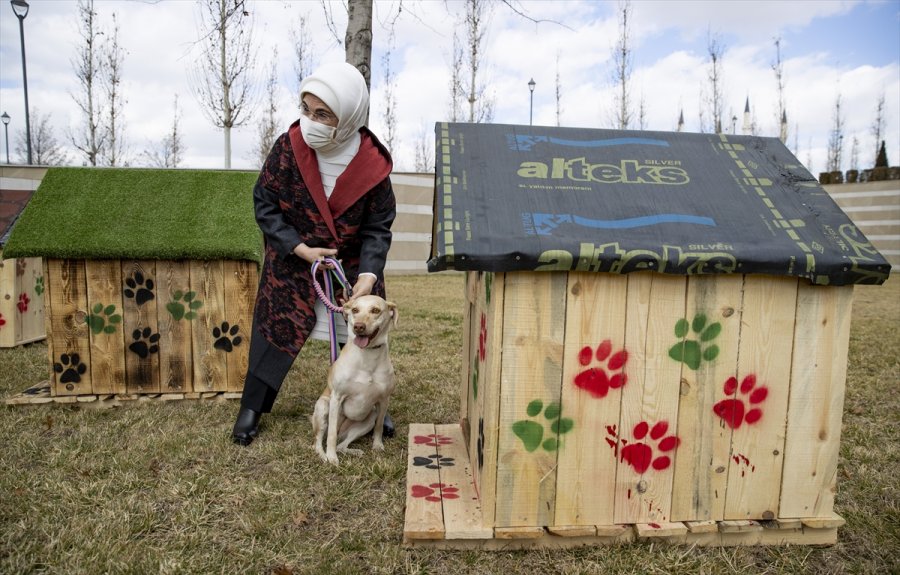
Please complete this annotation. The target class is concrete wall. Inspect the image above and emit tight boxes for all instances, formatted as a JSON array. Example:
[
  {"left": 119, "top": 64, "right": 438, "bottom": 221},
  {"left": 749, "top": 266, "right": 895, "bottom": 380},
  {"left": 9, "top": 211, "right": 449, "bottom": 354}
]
[{"left": 823, "top": 180, "right": 900, "bottom": 268}]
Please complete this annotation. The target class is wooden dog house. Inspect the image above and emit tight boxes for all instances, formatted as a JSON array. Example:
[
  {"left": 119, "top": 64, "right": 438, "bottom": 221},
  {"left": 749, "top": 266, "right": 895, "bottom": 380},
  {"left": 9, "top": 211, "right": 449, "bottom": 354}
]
[
  {"left": 3, "top": 167, "right": 261, "bottom": 402},
  {"left": 0, "top": 182, "right": 45, "bottom": 348},
  {"left": 403, "top": 123, "right": 891, "bottom": 548}
]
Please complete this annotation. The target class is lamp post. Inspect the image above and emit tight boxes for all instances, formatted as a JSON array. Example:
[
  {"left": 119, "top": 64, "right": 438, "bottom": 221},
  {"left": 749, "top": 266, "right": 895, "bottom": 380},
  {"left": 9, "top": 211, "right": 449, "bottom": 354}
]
[
  {"left": 1, "top": 112, "right": 10, "bottom": 164},
  {"left": 731, "top": 115, "right": 737, "bottom": 134},
  {"left": 528, "top": 78, "right": 536, "bottom": 126},
  {"left": 11, "top": 0, "right": 32, "bottom": 165}
]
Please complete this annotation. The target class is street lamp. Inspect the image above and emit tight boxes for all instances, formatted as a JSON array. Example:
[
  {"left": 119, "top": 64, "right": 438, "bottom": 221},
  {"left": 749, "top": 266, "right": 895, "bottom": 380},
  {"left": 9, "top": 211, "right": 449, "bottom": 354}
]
[
  {"left": 1, "top": 112, "right": 10, "bottom": 164},
  {"left": 11, "top": 0, "right": 32, "bottom": 165},
  {"left": 731, "top": 115, "right": 737, "bottom": 134},
  {"left": 528, "top": 78, "right": 536, "bottom": 126}
]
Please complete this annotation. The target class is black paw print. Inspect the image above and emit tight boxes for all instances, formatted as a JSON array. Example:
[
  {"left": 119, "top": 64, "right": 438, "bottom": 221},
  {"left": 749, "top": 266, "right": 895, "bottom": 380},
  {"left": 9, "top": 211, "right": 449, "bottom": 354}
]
[
  {"left": 54, "top": 353, "right": 87, "bottom": 384},
  {"left": 477, "top": 418, "right": 485, "bottom": 469},
  {"left": 213, "top": 322, "right": 242, "bottom": 352},
  {"left": 413, "top": 453, "right": 456, "bottom": 470},
  {"left": 129, "top": 327, "right": 160, "bottom": 359},
  {"left": 124, "top": 271, "right": 155, "bottom": 306}
]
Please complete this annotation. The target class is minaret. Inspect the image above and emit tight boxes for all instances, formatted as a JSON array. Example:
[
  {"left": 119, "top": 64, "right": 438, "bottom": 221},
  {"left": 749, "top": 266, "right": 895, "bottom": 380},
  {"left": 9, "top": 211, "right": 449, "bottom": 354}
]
[
  {"left": 677, "top": 109, "right": 684, "bottom": 132},
  {"left": 780, "top": 110, "right": 788, "bottom": 143},
  {"left": 742, "top": 96, "right": 751, "bottom": 135}
]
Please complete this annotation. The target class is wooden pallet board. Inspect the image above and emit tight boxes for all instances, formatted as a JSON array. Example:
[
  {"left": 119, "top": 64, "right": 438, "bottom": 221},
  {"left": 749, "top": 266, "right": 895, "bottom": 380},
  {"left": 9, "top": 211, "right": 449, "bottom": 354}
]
[
  {"left": 402, "top": 423, "right": 841, "bottom": 549},
  {"left": 3, "top": 380, "right": 241, "bottom": 407}
]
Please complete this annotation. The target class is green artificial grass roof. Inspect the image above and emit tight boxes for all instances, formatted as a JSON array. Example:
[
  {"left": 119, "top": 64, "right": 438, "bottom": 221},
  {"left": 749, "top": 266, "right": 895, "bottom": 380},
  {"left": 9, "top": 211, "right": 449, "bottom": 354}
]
[{"left": 3, "top": 167, "right": 262, "bottom": 264}]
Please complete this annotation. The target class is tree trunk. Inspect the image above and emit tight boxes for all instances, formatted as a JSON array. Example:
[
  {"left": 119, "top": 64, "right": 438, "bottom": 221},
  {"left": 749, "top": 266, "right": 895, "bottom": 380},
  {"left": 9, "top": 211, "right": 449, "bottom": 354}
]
[{"left": 345, "top": 0, "right": 373, "bottom": 96}]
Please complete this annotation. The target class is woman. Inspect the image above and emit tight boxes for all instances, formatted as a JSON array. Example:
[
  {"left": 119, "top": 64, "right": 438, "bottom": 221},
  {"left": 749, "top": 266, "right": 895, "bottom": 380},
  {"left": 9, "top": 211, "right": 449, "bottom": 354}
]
[{"left": 232, "top": 61, "right": 395, "bottom": 446}]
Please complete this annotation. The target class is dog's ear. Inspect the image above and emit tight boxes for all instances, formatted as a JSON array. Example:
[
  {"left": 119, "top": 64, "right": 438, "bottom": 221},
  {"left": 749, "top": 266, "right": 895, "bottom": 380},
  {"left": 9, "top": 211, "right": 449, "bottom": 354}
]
[
  {"left": 341, "top": 302, "right": 352, "bottom": 319},
  {"left": 386, "top": 300, "right": 399, "bottom": 328}
]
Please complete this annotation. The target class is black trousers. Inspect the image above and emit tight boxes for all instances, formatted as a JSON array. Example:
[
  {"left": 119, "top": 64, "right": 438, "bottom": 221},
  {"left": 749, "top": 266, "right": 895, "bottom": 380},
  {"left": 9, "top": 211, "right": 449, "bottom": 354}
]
[{"left": 240, "top": 323, "right": 345, "bottom": 413}]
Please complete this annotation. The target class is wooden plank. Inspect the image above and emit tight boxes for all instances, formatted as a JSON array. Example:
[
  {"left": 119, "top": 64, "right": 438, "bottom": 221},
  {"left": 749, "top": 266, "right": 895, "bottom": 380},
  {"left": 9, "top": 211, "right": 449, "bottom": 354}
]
[
  {"left": 614, "top": 272, "right": 687, "bottom": 524},
  {"left": 494, "top": 526, "right": 545, "bottom": 539},
  {"left": 470, "top": 272, "right": 504, "bottom": 530},
  {"left": 801, "top": 512, "right": 845, "bottom": 529},
  {"left": 190, "top": 260, "right": 227, "bottom": 392},
  {"left": 547, "top": 525, "right": 597, "bottom": 537},
  {"left": 223, "top": 260, "right": 256, "bottom": 393},
  {"left": 495, "top": 272, "right": 567, "bottom": 528},
  {"left": 555, "top": 272, "right": 627, "bottom": 526},
  {"left": 671, "top": 274, "right": 744, "bottom": 521},
  {"left": 0, "top": 256, "right": 15, "bottom": 348},
  {"left": 780, "top": 284, "right": 853, "bottom": 518},
  {"left": 685, "top": 520, "right": 719, "bottom": 533},
  {"left": 460, "top": 271, "right": 477, "bottom": 424},
  {"left": 719, "top": 519, "right": 762, "bottom": 533},
  {"left": 724, "top": 275, "right": 798, "bottom": 520},
  {"left": 156, "top": 260, "right": 194, "bottom": 393},
  {"left": 634, "top": 521, "right": 688, "bottom": 538},
  {"left": 20, "top": 257, "right": 45, "bottom": 343},
  {"left": 85, "top": 260, "right": 126, "bottom": 395},
  {"left": 46, "top": 259, "right": 92, "bottom": 396},
  {"left": 435, "top": 423, "right": 493, "bottom": 539},
  {"left": 122, "top": 260, "right": 160, "bottom": 393},
  {"left": 404, "top": 423, "right": 445, "bottom": 540}
]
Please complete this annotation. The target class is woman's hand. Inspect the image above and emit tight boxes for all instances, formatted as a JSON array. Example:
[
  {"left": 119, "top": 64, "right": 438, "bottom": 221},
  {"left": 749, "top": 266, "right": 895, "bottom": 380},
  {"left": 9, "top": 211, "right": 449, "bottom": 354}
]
[
  {"left": 293, "top": 243, "right": 338, "bottom": 266},
  {"left": 349, "top": 273, "right": 376, "bottom": 301}
]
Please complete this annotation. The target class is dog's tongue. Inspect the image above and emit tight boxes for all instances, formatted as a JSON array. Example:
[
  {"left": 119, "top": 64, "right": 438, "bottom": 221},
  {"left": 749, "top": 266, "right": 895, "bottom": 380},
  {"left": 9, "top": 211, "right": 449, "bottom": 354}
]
[{"left": 354, "top": 334, "right": 370, "bottom": 348}]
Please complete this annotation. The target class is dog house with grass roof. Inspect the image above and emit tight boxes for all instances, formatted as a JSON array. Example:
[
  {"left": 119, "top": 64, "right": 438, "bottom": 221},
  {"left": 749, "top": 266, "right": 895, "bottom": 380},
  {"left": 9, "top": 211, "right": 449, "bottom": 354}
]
[
  {"left": 3, "top": 167, "right": 261, "bottom": 402},
  {"left": 0, "top": 175, "right": 45, "bottom": 348},
  {"left": 402, "top": 123, "right": 891, "bottom": 549}
]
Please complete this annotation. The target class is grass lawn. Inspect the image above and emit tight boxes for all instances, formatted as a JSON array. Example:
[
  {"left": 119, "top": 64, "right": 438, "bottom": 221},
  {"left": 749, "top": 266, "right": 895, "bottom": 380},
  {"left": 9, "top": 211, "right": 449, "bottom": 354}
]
[{"left": 1, "top": 273, "right": 897, "bottom": 575}]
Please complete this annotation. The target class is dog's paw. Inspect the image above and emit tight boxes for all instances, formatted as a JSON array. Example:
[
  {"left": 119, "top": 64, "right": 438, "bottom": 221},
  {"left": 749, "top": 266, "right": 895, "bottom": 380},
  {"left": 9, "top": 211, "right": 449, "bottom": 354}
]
[
  {"left": 325, "top": 452, "right": 340, "bottom": 465},
  {"left": 372, "top": 440, "right": 385, "bottom": 452}
]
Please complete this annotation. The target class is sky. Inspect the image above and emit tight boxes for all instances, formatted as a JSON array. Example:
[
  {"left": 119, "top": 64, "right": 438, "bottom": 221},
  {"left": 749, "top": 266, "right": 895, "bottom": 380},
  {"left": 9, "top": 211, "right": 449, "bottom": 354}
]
[{"left": 0, "top": 0, "right": 898, "bottom": 175}]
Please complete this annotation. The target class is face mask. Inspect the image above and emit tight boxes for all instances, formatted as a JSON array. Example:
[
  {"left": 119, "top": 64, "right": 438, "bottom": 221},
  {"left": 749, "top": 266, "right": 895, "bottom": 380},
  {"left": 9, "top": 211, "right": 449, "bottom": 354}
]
[{"left": 299, "top": 114, "right": 336, "bottom": 150}]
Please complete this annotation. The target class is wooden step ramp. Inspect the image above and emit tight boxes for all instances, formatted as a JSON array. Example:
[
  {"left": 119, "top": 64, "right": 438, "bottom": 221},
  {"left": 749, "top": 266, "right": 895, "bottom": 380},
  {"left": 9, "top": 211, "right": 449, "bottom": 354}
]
[{"left": 403, "top": 423, "right": 843, "bottom": 550}]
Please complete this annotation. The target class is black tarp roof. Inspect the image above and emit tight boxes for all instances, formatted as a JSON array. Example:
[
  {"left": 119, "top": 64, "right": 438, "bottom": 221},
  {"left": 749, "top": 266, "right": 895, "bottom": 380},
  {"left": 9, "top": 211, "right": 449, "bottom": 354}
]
[{"left": 427, "top": 123, "right": 891, "bottom": 285}]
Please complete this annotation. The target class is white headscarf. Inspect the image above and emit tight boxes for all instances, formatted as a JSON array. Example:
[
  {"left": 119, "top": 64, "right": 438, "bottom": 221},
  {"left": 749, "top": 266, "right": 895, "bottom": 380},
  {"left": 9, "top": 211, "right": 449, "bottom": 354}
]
[
  {"left": 299, "top": 62, "right": 369, "bottom": 198},
  {"left": 299, "top": 62, "right": 369, "bottom": 150}
]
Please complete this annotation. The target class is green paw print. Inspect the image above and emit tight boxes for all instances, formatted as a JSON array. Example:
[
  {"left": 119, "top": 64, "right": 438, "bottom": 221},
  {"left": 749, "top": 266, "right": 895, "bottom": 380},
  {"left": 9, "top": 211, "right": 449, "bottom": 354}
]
[
  {"left": 471, "top": 358, "right": 479, "bottom": 400},
  {"left": 512, "top": 399, "right": 574, "bottom": 453},
  {"left": 34, "top": 276, "right": 45, "bottom": 296},
  {"left": 166, "top": 290, "right": 203, "bottom": 321},
  {"left": 86, "top": 303, "right": 123, "bottom": 335},
  {"left": 668, "top": 313, "right": 721, "bottom": 370}
]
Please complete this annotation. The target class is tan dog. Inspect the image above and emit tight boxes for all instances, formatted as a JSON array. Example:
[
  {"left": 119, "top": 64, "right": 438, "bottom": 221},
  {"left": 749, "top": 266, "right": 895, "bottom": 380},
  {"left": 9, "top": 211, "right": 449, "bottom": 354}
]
[{"left": 311, "top": 295, "right": 398, "bottom": 465}]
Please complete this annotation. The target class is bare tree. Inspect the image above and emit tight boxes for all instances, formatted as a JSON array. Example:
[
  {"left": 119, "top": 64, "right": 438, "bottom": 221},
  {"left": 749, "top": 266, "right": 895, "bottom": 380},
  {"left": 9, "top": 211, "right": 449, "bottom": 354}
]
[
  {"left": 101, "top": 12, "right": 127, "bottom": 166},
  {"left": 290, "top": 12, "right": 315, "bottom": 109},
  {"left": 15, "top": 109, "right": 69, "bottom": 166},
  {"left": 345, "top": 0, "right": 373, "bottom": 91},
  {"left": 849, "top": 135, "right": 860, "bottom": 171},
  {"left": 555, "top": 50, "right": 563, "bottom": 126},
  {"left": 463, "top": 0, "right": 494, "bottom": 123},
  {"left": 414, "top": 122, "right": 434, "bottom": 173},
  {"left": 772, "top": 37, "right": 788, "bottom": 143},
  {"left": 251, "top": 55, "right": 280, "bottom": 169},
  {"left": 448, "top": 30, "right": 464, "bottom": 122},
  {"left": 704, "top": 30, "right": 726, "bottom": 134},
  {"left": 190, "top": 0, "right": 257, "bottom": 169},
  {"left": 380, "top": 34, "right": 398, "bottom": 152},
  {"left": 870, "top": 91, "right": 886, "bottom": 167},
  {"left": 826, "top": 90, "right": 845, "bottom": 172},
  {"left": 638, "top": 92, "right": 647, "bottom": 130},
  {"left": 141, "top": 95, "right": 184, "bottom": 168},
  {"left": 70, "top": 0, "right": 105, "bottom": 166},
  {"left": 611, "top": 1, "right": 633, "bottom": 129}
]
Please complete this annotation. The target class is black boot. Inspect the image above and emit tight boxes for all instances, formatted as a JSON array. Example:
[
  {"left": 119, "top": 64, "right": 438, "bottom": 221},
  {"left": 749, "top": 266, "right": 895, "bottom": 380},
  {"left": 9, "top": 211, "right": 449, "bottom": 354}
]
[
  {"left": 232, "top": 407, "right": 261, "bottom": 446},
  {"left": 382, "top": 412, "right": 395, "bottom": 439}
]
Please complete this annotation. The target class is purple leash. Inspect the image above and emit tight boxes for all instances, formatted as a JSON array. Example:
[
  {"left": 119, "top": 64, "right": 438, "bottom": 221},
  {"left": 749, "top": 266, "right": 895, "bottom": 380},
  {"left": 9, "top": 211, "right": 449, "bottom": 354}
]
[{"left": 311, "top": 257, "right": 351, "bottom": 363}]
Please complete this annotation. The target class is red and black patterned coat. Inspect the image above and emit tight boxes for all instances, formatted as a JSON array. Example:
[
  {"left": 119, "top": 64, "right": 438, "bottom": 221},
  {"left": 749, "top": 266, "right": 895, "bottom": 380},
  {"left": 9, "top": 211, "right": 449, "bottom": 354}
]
[{"left": 252, "top": 120, "right": 395, "bottom": 356}]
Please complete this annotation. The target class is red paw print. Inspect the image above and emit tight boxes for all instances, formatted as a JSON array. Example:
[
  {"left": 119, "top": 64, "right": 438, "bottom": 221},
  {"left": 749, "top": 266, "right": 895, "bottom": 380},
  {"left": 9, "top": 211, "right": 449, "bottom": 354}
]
[
  {"left": 0, "top": 313, "right": 6, "bottom": 328},
  {"left": 17, "top": 293, "right": 30, "bottom": 313},
  {"left": 573, "top": 339, "right": 628, "bottom": 398},
  {"left": 606, "top": 421, "right": 680, "bottom": 473},
  {"left": 478, "top": 313, "right": 487, "bottom": 362},
  {"left": 713, "top": 375, "right": 768, "bottom": 429},
  {"left": 411, "top": 482, "right": 460, "bottom": 502},
  {"left": 414, "top": 434, "right": 453, "bottom": 447}
]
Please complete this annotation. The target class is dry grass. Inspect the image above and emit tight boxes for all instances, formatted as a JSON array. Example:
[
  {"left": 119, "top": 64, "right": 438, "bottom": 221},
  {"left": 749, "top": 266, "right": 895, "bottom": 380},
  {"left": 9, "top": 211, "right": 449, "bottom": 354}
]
[{"left": 0, "top": 273, "right": 898, "bottom": 575}]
